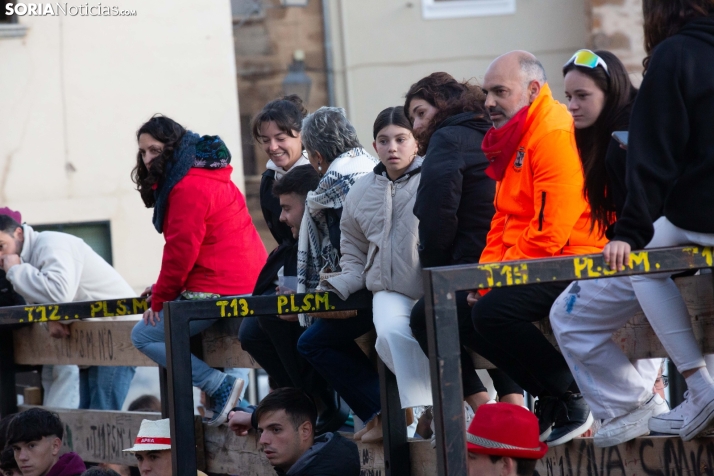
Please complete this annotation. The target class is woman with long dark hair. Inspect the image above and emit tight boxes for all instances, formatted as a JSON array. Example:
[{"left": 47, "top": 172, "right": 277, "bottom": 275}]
[
  {"left": 549, "top": 50, "right": 668, "bottom": 448},
  {"left": 405, "top": 72, "right": 523, "bottom": 423},
  {"left": 130, "top": 115, "right": 267, "bottom": 426}
]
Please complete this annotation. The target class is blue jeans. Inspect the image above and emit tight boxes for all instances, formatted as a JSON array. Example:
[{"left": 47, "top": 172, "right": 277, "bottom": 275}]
[
  {"left": 297, "top": 309, "right": 381, "bottom": 422},
  {"left": 131, "top": 312, "right": 225, "bottom": 396},
  {"left": 79, "top": 366, "right": 136, "bottom": 410}
]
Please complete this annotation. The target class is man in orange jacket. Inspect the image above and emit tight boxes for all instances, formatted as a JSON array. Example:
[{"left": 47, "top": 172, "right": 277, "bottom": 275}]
[{"left": 467, "top": 51, "right": 607, "bottom": 447}]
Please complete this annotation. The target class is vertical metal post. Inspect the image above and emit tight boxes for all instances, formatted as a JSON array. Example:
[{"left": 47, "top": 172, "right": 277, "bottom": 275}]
[
  {"left": 0, "top": 329, "right": 17, "bottom": 416},
  {"left": 159, "top": 366, "right": 169, "bottom": 418},
  {"left": 164, "top": 302, "right": 198, "bottom": 476},
  {"left": 423, "top": 271, "right": 467, "bottom": 476},
  {"left": 378, "top": 359, "right": 410, "bottom": 476}
]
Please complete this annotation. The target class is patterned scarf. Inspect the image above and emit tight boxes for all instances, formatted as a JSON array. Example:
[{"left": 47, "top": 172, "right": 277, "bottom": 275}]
[
  {"left": 297, "top": 147, "right": 377, "bottom": 326},
  {"left": 152, "top": 132, "right": 231, "bottom": 233}
]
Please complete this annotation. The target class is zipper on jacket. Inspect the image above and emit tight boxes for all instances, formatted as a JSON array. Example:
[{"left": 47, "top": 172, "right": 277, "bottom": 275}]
[{"left": 538, "top": 191, "right": 546, "bottom": 231}]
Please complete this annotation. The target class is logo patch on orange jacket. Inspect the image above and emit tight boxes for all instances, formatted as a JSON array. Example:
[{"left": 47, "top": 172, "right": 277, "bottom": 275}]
[{"left": 513, "top": 147, "right": 525, "bottom": 172}]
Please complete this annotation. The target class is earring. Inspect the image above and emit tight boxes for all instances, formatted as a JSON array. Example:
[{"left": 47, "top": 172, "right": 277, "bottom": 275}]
[{"left": 318, "top": 163, "right": 323, "bottom": 176}]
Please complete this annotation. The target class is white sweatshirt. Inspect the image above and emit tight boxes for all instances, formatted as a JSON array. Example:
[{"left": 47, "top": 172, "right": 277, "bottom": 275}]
[{"left": 6, "top": 225, "right": 135, "bottom": 304}]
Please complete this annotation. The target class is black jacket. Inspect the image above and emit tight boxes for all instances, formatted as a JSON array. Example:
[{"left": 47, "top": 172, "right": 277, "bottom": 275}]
[
  {"left": 275, "top": 432, "right": 360, "bottom": 476},
  {"left": 252, "top": 240, "right": 298, "bottom": 296},
  {"left": 261, "top": 170, "right": 294, "bottom": 246},
  {"left": 604, "top": 137, "right": 628, "bottom": 240},
  {"left": 613, "top": 15, "right": 714, "bottom": 248},
  {"left": 413, "top": 112, "right": 496, "bottom": 267},
  {"left": 0, "top": 270, "right": 23, "bottom": 307}
]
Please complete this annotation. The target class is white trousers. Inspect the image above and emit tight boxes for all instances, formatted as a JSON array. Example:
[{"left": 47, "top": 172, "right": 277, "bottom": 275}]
[
  {"left": 631, "top": 216, "right": 714, "bottom": 372},
  {"left": 42, "top": 365, "right": 80, "bottom": 408},
  {"left": 551, "top": 276, "right": 662, "bottom": 419},
  {"left": 373, "top": 290, "right": 432, "bottom": 409}
]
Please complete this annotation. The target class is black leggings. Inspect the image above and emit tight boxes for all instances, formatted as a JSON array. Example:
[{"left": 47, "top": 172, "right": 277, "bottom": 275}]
[{"left": 410, "top": 291, "right": 523, "bottom": 398}]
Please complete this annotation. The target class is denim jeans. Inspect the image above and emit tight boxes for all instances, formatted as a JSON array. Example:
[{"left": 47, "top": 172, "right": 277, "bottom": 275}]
[
  {"left": 79, "top": 366, "right": 136, "bottom": 410},
  {"left": 297, "top": 309, "right": 381, "bottom": 422},
  {"left": 131, "top": 311, "right": 225, "bottom": 396}
]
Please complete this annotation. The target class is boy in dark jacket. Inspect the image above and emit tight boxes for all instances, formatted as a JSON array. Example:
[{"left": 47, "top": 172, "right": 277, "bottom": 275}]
[
  {"left": 6, "top": 408, "right": 86, "bottom": 476},
  {"left": 230, "top": 388, "right": 359, "bottom": 476}
]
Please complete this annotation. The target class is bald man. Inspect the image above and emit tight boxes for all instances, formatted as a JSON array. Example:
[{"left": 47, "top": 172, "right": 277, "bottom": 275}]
[{"left": 466, "top": 51, "right": 607, "bottom": 447}]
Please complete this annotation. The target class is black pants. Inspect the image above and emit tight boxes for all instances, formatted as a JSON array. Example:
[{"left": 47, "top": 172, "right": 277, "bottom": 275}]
[
  {"left": 469, "top": 282, "right": 573, "bottom": 398},
  {"left": 238, "top": 296, "right": 327, "bottom": 395},
  {"left": 410, "top": 291, "right": 522, "bottom": 398}
]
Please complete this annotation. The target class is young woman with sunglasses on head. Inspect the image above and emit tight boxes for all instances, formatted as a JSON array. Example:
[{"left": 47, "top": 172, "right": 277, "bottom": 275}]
[{"left": 548, "top": 49, "right": 670, "bottom": 448}]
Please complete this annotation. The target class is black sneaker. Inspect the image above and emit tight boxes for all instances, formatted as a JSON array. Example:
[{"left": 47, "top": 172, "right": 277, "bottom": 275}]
[
  {"left": 546, "top": 392, "right": 594, "bottom": 446},
  {"left": 534, "top": 396, "right": 557, "bottom": 442}
]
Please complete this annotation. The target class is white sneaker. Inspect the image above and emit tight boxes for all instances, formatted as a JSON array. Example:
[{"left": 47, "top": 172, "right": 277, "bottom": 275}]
[
  {"left": 649, "top": 393, "right": 686, "bottom": 435},
  {"left": 651, "top": 393, "right": 670, "bottom": 417},
  {"left": 681, "top": 385, "right": 714, "bottom": 441},
  {"left": 593, "top": 395, "right": 655, "bottom": 447}
]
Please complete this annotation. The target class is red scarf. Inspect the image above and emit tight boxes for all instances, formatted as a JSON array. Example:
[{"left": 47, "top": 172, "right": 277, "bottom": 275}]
[{"left": 482, "top": 106, "right": 529, "bottom": 180}]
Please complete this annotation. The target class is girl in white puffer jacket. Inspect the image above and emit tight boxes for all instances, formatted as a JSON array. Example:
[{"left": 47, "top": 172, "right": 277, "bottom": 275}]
[{"left": 323, "top": 106, "right": 431, "bottom": 442}]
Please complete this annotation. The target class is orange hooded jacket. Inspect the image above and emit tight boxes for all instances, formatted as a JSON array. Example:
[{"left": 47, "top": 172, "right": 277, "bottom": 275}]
[{"left": 479, "top": 83, "right": 607, "bottom": 265}]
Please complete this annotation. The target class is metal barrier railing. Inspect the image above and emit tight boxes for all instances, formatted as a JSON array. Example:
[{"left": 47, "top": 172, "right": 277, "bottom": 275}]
[
  {"left": 422, "top": 246, "right": 714, "bottom": 476},
  {"left": 1, "top": 245, "right": 712, "bottom": 476}
]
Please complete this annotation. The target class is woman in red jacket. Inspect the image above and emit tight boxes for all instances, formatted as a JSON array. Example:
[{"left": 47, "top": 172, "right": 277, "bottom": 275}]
[{"left": 130, "top": 115, "right": 267, "bottom": 426}]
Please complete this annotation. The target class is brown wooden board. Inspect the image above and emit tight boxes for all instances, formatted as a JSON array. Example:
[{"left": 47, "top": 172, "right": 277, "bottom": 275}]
[
  {"left": 13, "top": 320, "right": 156, "bottom": 367},
  {"left": 201, "top": 319, "right": 261, "bottom": 369}
]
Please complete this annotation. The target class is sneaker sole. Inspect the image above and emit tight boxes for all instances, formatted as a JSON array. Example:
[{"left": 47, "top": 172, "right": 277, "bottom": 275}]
[
  {"left": 206, "top": 378, "right": 245, "bottom": 427},
  {"left": 539, "top": 426, "right": 552, "bottom": 442},
  {"left": 681, "top": 399, "right": 714, "bottom": 441},
  {"left": 594, "top": 424, "right": 650, "bottom": 447},
  {"left": 547, "top": 413, "right": 594, "bottom": 447}
]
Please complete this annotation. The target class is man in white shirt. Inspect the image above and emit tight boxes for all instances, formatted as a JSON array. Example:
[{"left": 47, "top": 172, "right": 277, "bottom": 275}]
[{"left": 0, "top": 214, "right": 136, "bottom": 410}]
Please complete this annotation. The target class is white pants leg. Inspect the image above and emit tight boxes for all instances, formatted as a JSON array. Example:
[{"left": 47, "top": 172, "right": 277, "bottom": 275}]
[
  {"left": 42, "top": 365, "right": 80, "bottom": 408},
  {"left": 373, "top": 290, "right": 432, "bottom": 409},
  {"left": 631, "top": 217, "right": 714, "bottom": 373},
  {"left": 550, "top": 278, "right": 658, "bottom": 419}
]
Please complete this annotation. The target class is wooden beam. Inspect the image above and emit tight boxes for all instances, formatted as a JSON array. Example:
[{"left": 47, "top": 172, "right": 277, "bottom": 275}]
[{"left": 14, "top": 320, "right": 156, "bottom": 367}]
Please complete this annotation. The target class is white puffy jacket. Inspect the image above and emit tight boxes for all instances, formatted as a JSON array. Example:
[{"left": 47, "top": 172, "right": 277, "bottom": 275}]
[{"left": 326, "top": 158, "right": 423, "bottom": 300}]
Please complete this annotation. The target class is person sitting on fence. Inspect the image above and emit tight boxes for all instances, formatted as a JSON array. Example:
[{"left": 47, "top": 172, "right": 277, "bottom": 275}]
[
  {"left": 240, "top": 165, "right": 350, "bottom": 434},
  {"left": 1, "top": 447, "right": 20, "bottom": 476},
  {"left": 122, "top": 419, "right": 207, "bottom": 476},
  {"left": 229, "top": 388, "right": 360, "bottom": 476},
  {"left": 405, "top": 72, "right": 524, "bottom": 421},
  {"left": 290, "top": 107, "right": 381, "bottom": 437},
  {"left": 466, "top": 51, "right": 607, "bottom": 447},
  {"left": 0, "top": 208, "right": 24, "bottom": 308},
  {"left": 130, "top": 115, "right": 267, "bottom": 427},
  {"left": 6, "top": 408, "right": 86, "bottom": 476},
  {"left": 0, "top": 213, "right": 136, "bottom": 411},
  {"left": 252, "top": 95, "right": 312, "bottom": 249},
  {"left": 466, "top": 403, "right": 547, "bottom": 476},
  {"left": 319, "top": 106, "right": 430, "bottom": 443},
  {"left": 582, "top": 0, "right": 714, "bottom": 442},
  {"left": 548, "top": 49, "right": 668, "bottom": 447}
]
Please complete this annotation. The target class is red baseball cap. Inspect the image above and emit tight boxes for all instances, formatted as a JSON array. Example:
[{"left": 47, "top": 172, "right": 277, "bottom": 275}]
[{"left": 467, "top": 403, "right": 548, "bottom": 459}]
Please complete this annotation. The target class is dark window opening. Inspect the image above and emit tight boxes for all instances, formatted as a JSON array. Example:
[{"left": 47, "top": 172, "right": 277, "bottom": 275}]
[{"left": 33, "top": 221, "right": 114, "bottom": 265}]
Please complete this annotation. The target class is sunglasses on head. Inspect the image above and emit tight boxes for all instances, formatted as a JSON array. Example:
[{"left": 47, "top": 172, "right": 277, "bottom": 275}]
[{"left": 564, "top": 49, "right": 610, "bottom": 76}]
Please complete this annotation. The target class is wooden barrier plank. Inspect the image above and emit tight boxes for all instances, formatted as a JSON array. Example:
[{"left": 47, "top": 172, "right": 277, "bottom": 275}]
[
  {"left": 13, "top": 320, "right": 156, "bottom": 367},
  {"left": 201, "top": 320, "right": 260, "bottom": 369}
]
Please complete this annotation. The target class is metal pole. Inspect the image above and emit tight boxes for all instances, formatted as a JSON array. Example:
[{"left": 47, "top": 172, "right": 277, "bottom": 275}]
[
  {"left": 423, "top": 271, "right": 467, "bottom": 476},
  {"left": 378, "top": 359, "right": 410, "bottom": 476},
  {"left": 164, "top": 301, "right": 198, "bottom": 476},
  {"left": 159, "top": 366, "right": 169, "bottom": 418},
  {"left": 0, "top": 329, "right": 18, "bottom": 416}
]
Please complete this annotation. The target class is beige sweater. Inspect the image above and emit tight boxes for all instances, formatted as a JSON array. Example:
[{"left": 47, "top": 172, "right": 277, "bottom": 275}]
[
  {"left": 7, "top": 225, "right": 135, "bottom": 305},
  {"left": 326, "top": 159, "right": 423, "bottom": 300}
]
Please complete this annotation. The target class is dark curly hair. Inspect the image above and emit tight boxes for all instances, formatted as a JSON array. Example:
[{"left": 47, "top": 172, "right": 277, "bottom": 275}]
[
  {"left": 251, "top": 95, "right": 308, "bottom": 142},
  {"left": 131, "top": 115, "right": 186, "bottom": 208},
  {"left": 403, "top": 72, "right": 487, "bottom": 155},
  {"left": 642, "top": 0, "right": 714, "bottom": 71}
]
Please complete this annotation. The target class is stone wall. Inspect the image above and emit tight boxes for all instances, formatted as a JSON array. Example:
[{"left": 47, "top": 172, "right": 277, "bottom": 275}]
[{"left": 587, "top": 0, "right": 646, "bottom": 84}]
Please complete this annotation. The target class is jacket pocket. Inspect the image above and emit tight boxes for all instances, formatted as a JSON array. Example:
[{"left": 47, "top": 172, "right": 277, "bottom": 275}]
[
  {"left": 363, "top": 244, "right": 379, "bottom": 274},
  {"left": 538, "top": 191, "right": 546, "bottom": 231}
]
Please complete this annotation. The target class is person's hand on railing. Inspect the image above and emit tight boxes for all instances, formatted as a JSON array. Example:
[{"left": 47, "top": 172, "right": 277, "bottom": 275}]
[
  {"left": 228, "top": 410, "right": 253, "bottom": 436},
  {"left": 141, "top": 284, "right": 155, "bottom": 304},
  {"left": 1, "top": 254, "right": 20, "bottom": 272},
  {"left": 143, "top": 309, "right": 161, "bottom": 326},
  {"left": 466, "top": 291, "right": 481, "bottom": 307},
  {"left": 48, "top": 321, "right": 71, "bottom": 338},
  {"left": 603, "top": 240, "right": 631, "bottom": 272}
]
